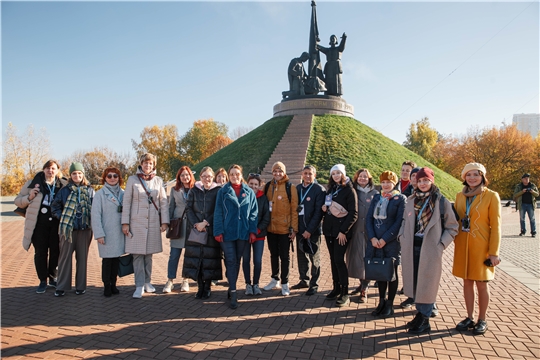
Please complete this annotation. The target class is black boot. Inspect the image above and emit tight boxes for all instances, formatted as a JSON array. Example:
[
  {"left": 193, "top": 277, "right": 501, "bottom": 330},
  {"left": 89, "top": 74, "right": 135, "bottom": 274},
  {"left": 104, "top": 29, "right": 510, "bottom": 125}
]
[
  {"left": 110, "top": 258, "right": 120, "bottom": 294},
  {"left": 202, "top": 280, "right": 212, "bottom": 300},
  {"left": 104, "top": 283, "right": 112, "bottom": 297},
  {"left": 229, "top": 290, "right": 238, "bottom": 309},
  {"left": 336, "top": 287, "right": 350, "bottom": 307},
  {"left": 326, "top": 283, "right": 340, "bottom": 300},
  {"left": 408, "top": 314, "right": 431, "bottom": 334},
  {"left": 110, "top": 279, "right": 120, "bottom": 295},
  {"left": 406, "top": 312, "right": 423, "bottom": 329},
  {"left": 378, "top": 301, "right": 395, "bottom": 318},
  {"left": 372, "top": 299, "right": 386, "bottom": 316},
  {"left": 195, "top": 277, "right": 204, "bottom": 299}
]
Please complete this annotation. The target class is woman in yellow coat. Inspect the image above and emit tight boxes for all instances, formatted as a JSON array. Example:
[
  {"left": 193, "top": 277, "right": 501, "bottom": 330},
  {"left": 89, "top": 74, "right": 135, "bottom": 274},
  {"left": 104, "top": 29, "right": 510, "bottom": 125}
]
[{"left": 452, "top": 163, "right": 501, "bottom": 335}]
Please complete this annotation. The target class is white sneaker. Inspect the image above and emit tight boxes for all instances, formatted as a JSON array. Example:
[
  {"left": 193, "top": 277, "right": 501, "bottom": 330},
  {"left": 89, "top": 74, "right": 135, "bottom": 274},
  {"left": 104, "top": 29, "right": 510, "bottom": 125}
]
[
  {"left": 144, "top": 283, "right": 156, "bottom": 293},
  {"left": 133, "top": 286, "right": 144, "bottom": 298},
  {"left": 163, "top": 279, "right": 174, "bottom": 293},
  {"left": 245, "top": 284, "right": 254, "bottom": 296},
  {"left": 180, "top": 279, "right": 190, "bottom": 292},
  {"left": 281, "top": 283, "right": 290, "bottom": 296},
  {"left": 263, "top": 278, "right": 281, "bottom": 291},
  {"left": 253, "top": 284, "right": 262, "bottom": 295}
]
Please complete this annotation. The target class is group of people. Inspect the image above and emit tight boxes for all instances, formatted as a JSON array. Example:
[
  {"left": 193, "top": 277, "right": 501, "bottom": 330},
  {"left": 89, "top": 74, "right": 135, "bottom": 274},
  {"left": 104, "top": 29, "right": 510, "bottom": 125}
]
[{"left": 17, "top": 154, "right": 513, "bottom": 336}]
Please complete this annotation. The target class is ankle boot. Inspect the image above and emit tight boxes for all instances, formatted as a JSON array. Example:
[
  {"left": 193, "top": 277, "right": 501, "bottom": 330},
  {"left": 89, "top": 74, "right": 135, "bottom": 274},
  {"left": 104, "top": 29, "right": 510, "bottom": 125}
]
[
  {"left": 110, "top": 277, "right": 120, "bottom": 295},
  {"left": 202, "top": 280, "right": 212, "bottom": 299},
  {"left": 408, "top": 314, "right": 431, "bottom": 334},
  {"left": 195, "top": 278, "right": 204, "bottom": 299},
  {"left": 336, "top": 287, "right": 350, "bottom": 307},
  {"left": 378, "top": 301, "right": 395, "bottom": 318},
  {"left": 372, "top": 299, "right": 386, "bottom": 316},
  {"left": 104, "top": 283, "right": 112, "bottom": 297},
  {"left": 229, "top": 290, "right": 238, "bottom": 309},
  {"left": 326, "top": 283, "right": 341, "bottom": 300}
]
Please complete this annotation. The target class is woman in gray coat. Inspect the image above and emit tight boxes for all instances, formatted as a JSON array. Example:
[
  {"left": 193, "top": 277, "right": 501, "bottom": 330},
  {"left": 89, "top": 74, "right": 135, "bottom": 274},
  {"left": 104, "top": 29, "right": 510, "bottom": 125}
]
[
  {"left": 122, "top": 153, "right": 169, "bottom": 299},
  {"left": 163, "top": 166, "right": 195, "bottom": 294},
  {"left": 398, "top": 167, "right": 458, "bottom": 334},
  {"left": 346, "top": 168, "right": 379, "bottom": 303},
  {"left": 91, "top": 167, "right": 126, "bottom": 297}
]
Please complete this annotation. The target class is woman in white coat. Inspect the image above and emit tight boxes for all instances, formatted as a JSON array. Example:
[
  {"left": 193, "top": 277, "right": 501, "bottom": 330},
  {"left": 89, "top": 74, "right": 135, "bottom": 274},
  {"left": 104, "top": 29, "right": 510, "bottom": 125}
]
[
  {"left": 91, "top": 167, "right": 126, "bottom": 297},
  {"left": 122, "top": 153, "right": 169, "bottom": 298}
]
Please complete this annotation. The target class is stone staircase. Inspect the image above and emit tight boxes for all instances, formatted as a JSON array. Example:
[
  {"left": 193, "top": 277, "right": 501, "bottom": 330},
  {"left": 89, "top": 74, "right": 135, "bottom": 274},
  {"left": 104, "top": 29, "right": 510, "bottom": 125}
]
[{"left": 262, "top": 114, "right": 313, "bottom": 185}]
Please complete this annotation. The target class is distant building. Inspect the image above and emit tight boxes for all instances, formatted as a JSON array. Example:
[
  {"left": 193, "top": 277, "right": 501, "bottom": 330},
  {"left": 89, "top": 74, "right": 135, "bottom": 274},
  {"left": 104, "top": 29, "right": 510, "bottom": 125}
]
[{"left": 513, "top": 113, "right": 540, "bottom": 138}]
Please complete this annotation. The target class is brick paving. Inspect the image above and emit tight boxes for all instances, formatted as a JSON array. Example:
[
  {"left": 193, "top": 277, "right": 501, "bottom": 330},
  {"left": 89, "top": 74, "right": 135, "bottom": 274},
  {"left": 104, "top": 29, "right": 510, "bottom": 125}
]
[{"left": 1, "top": 207, "right": 539, "bottom": 359}]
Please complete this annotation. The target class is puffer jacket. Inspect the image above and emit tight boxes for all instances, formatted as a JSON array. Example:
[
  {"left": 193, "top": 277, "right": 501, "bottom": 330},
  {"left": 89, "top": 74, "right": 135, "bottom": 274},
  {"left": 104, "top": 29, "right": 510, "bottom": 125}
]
[
  {"left": 213, "top": 182, "right": 258, "bottom": 241},
  {"left": 322, "top": 179, "right": 358, "bottom": 238},
  {"left": 182, "top": 181, "right": 222, "bottom": 281},
  {"left": 265, "top": 175, "right": 299, "bottom": 234}
]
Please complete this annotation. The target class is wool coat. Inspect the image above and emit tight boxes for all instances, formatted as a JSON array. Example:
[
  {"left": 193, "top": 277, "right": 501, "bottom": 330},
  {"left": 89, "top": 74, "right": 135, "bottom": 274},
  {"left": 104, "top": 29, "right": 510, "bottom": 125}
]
[
  {"left": 121, "top": 172, "right": 169, "bottom": 255},
  {"left": 168, "top": 187, "right": 190, "bottom": 249},
  {"left": 365, "top": 192, "right": 406, "bottom": 262},
  {"left": 214, "top": 182, "right": 258, "bottom": 242},
  {"left": 452, "top": 188, "right": 501, "bottom": 281},
  {"left": 296, "top": 181, "right": 326, "bottom": 236},
  {"left": 346, "top": 185, "right": 379, "bottom": 279},
  {"left": 399, "top": 193, "right": 459, "bottom": 303},
  {"left": 91, "top": 185, "right": 126, "bottom": 258},
  {"left": 265, "top": 175, "right": 299, "bottom": 234},
  {"left": 322, "top": 180, "right": 358, "bottom": 239},
  {"left": 15, "top": 175, "right": 67, "bottom": 251},
  {"left": 182, "top": 181, "right": 223, "bottom": 281}
]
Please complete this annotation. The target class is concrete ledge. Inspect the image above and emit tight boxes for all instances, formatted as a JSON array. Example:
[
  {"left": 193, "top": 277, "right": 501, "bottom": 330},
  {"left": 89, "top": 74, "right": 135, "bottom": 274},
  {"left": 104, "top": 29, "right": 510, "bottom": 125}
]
[{"left": 273, "top": 97, "right": 354, "bottom": 118}]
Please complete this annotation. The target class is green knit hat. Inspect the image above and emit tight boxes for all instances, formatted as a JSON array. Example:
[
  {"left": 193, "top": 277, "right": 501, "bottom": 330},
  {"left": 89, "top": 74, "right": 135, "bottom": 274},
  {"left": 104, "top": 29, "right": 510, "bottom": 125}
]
[{"left": 69, "top": 162, "right": 84, "bottom": 174}]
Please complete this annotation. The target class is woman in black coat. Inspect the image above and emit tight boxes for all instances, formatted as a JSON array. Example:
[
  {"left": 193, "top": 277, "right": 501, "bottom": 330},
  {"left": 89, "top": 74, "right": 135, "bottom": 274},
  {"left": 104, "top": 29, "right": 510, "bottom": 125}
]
[
  {"left": 182, "top": 166, "right": 222, "bottom": 300},
  {"left": 322, "top": 164, "right": 358, "bottom": 307},
  {"left": 366, "top": 171, "right": 406, "bottom": 318}
]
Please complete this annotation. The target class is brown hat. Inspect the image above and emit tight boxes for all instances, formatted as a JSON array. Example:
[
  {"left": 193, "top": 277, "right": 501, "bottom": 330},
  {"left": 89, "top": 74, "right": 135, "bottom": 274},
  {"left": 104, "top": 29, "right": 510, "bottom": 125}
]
[
  {"left": 379, "top": 171, "right": 398, "bottom": 185},
  {"left": 416, "top": 167, "right": 435, "bottom": 183},
  {"left": 272, "top": 161, "right": 286, "bottom": 174}
]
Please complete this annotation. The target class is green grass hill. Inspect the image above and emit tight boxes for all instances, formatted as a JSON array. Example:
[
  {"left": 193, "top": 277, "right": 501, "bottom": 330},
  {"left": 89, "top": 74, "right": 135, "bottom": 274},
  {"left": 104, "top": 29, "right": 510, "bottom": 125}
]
[{"left": 193, "top": 114, "right": 463, "bottom": 200}]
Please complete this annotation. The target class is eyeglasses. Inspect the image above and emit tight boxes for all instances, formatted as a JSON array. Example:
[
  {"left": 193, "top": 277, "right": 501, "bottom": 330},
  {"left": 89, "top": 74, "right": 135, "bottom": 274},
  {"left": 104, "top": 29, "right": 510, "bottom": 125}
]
[
  {"left": 107, "top": 174, "right": 119, "bottom": 179},
  {"left": 201, "top": 175, "right": 213, "bottom": 179}
]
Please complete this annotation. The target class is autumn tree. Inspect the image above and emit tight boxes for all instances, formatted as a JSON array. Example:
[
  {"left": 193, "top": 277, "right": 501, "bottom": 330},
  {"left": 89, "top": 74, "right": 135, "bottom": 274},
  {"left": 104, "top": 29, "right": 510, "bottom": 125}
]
[
  {"left": 131, "top": 125, "right": 180, "bottom": 180},
  {"left": 178, "top": 119, "right": 232, "bottom": 166},
  {"left": 403, "top": 117, "right": 439, "bottom": 162}
]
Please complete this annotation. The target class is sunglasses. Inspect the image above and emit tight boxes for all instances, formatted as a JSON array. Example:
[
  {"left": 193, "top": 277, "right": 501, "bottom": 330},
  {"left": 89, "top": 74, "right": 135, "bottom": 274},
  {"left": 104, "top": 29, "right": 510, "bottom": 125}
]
[
  {"left": 107, "top": 174, "right": 119, "bottom": 179},
  {"left": 249, "top": 173, "right": 261, "bottom": 178}
]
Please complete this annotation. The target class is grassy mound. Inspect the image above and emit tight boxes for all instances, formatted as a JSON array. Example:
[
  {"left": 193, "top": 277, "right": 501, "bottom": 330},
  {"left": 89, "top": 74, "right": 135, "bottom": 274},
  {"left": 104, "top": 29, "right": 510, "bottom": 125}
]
[{"left": 193, "top": 114, "right": 463, "bottom": 200}]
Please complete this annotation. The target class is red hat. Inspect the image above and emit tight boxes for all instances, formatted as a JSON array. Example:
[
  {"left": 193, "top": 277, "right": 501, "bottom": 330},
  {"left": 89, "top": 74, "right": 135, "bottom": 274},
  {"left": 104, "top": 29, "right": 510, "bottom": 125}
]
[{"left": 416, "top": 167, "right": 434, "bottom": 183}]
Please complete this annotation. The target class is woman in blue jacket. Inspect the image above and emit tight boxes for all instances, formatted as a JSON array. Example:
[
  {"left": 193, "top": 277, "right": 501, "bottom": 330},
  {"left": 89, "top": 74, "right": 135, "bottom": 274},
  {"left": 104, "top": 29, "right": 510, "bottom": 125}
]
[
  {"left": 214, "top": 164, "right": 258, "bottom": 309},
  {"left": 366, "top": 171, "right": 406, "bottom": 318}
]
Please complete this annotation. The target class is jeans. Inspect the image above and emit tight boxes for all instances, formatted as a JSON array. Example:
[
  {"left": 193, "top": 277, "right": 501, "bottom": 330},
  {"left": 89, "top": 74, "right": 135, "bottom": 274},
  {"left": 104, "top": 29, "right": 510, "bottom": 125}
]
[
  {"left": 267, "top": 233, "right": 292, "bottom": 283},
  {"left": 325, "top": 236, "right": 349, "bottom": 288},
  {"left": 220, "top": 240, "right": 247, "bottom": 291},
  {"left": 242, "top": 240, "right": 264, "bottom": 285},
  {"left": 520, "top": 203, "right": 537, "bottom": 234},
  {"left": 416, "top": 303, "right": 434, "bottom": 317},
  {"left": 167, "top": 247, "right": 183, "bottom": 279},
  {"left": 295, "top": 234, "right": 321, "bottom": 288}
]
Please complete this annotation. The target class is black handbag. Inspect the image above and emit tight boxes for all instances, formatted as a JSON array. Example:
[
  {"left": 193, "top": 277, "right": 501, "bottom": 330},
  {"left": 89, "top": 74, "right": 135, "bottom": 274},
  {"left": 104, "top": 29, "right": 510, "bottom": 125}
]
[
  {"left": 364, "top": 256, "right": 396, "bottom": 282},
  {"left": 166, "top": 218, "right": 183, "bottom": 239},
  {"left": 118, "top": 254, "right": 134, "bottom": 277}
]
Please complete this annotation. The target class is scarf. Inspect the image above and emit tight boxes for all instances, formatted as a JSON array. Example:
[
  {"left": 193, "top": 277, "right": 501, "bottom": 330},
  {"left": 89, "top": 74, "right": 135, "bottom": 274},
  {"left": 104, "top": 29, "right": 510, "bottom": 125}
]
[
  {"left": 137, "top": 166, "right": 156, "bottom": 181},
  {"left": 462, "top": 184, "right": 484, "bottom": 197},
  {"left": 59, "top": 184, "right": 92, "bottom": 243},
  {"left": 373, "top": 190, "right": 400, "bottom": 220},
  {"left": 357, "top": 184, "right": 373, "bottom": 193},
  {"left": 413, "top": 186, "right": 438, "bottom": 235},
  {"left": 103, "top": 183, "right": 123, "bottom": 206}
]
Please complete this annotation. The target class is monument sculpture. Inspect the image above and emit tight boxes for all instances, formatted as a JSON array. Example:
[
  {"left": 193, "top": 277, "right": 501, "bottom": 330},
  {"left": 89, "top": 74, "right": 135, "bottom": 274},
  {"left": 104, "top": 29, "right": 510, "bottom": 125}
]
[{"left": 317, "top": 33, "right": 347, "bottom": 96}]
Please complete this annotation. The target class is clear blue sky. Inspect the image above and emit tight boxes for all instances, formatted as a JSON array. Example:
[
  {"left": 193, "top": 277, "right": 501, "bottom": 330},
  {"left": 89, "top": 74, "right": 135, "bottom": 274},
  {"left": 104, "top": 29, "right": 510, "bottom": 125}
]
[{"left": 3, "top": 1, "right": 539, "bottom": 161}]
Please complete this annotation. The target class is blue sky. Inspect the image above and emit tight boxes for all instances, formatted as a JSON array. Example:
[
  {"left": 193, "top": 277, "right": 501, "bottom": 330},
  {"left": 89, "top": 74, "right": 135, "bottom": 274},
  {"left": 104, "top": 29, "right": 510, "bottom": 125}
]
[{"left": 3, "top": 1, "right": 539, "bottom": 161}]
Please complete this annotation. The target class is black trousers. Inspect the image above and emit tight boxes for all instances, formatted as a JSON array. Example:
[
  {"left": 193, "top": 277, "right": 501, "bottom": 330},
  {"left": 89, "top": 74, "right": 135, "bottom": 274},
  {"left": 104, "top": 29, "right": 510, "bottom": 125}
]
[
  {"left": 31, "top": 218, "right": 60, "bottom": 281},
  {"left": 325, "top": 235, "right": 349, "bottom": 288},
  {"left": 295, "top": 234, "right": 321, "bottom": 288},
  {"left": 267, "top": 232, "right": 291, "bottom": 284},
  {"left": 102, "top": 258, "right": 120, "bottom": 285}
]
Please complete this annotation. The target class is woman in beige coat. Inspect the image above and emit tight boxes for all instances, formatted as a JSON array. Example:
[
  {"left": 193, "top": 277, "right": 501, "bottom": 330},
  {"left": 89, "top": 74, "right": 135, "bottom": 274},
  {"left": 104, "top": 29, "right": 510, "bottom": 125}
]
[
  {"left": 399, "top": 167, "right": 458, "bottom": 334},
  {"left": 122, "top": 153, "right": 169, "bottom": 298}
]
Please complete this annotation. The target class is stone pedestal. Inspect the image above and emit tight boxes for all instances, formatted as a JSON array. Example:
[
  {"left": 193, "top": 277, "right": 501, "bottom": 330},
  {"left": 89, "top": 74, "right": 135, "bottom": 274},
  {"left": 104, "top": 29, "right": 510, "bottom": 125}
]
[{"left": 273, "top": 96, "right": 354, "bottom": 118}]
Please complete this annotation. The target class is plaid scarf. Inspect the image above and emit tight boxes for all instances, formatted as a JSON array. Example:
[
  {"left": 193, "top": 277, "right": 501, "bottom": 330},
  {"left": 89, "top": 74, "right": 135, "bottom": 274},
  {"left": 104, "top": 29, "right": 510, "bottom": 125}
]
[
  {"left": 59, "top": 185, "right": 91, "bottom": 243},
  {"left": 413, "top": 186, "right": 438, "bottom": 235}
]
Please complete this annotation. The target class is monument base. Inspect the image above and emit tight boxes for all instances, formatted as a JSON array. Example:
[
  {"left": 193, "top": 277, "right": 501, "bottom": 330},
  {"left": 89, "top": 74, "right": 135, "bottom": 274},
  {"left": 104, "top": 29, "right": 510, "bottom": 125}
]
[{"left": 273, "top": 96, "right": 354, "bottom": 118}]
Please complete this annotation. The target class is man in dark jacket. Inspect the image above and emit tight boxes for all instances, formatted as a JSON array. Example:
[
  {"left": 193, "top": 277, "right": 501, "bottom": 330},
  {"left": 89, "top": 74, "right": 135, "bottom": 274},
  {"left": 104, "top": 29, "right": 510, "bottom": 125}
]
[
  {"left": 513, "top": 173, "right": 538, "bottom": 237},
  {"left": 292, "top": 165, "right": 326, "bottom": 295}
]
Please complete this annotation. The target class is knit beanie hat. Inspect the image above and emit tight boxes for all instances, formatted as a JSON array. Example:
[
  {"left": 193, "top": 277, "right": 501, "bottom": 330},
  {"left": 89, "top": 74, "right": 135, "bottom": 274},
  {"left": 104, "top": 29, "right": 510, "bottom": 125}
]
[
  {"left": 69, "top": 162, "right": 84, "bottom": 174},
  {"left": 461, "top": 163, "right": 486, "bottom": 180},
  {"left": 330, "top": 164, "right": 346, "bottom": 178},
  {"left": 416, "top": 167, "right": 435, "bottom": 183},
  {"left": 272, "top": 161, "right": 286, "bottom": 174},
  {"left": 379, "top": 171, "right": 398, "bottom": 185}
]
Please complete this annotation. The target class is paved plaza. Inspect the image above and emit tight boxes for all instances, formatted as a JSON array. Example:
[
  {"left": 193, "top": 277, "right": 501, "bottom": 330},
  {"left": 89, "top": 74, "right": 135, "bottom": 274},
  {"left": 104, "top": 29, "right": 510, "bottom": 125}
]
[{"left": 1, "top": 196, "right": 539, "bottom": 359}]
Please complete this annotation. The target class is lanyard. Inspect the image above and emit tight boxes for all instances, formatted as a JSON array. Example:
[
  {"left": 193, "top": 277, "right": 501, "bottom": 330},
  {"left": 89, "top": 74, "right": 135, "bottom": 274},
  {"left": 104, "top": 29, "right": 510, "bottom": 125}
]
[
  {"left": 300, "top": 183, "right": 314, "bottom": 203},
  {"left": 416, "top": 196, "right": 431, "bottom": 222},
  {"left": 465, "top": 196, "right": 476, "bottom": 217},
  {"left": 332, "top": 186, "right": 342, "bottom": 198},
  {"left": 104, "top": 186, "right": 122, "bottom": 205},
  {"left": 46, "top": 181, "right": 56, "bottom": 200}
]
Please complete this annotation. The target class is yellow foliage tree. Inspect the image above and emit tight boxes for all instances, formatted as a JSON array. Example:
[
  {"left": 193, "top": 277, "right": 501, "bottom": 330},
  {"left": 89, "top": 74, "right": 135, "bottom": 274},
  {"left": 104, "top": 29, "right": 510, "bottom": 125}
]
[
  {"left": 178, "top": 119, "right": 232, "bottom": 166},
  {"left": 403, "top": 117, "right": 439, "bottom": 162}
]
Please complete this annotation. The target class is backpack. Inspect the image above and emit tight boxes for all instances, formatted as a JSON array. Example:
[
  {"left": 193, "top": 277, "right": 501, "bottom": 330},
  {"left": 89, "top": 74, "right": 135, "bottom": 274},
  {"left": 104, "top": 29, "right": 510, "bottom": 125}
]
[
  {"left": 439, "top": 194, "right": 459, "bottom": 228},
  {"left": 264, "top": 180, "right": 292, "bottom": 203}
]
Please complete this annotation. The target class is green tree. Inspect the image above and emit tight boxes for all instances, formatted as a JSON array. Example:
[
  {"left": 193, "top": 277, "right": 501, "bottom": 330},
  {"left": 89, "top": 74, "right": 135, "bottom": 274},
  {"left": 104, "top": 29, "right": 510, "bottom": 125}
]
[
  {"left": 178, "top": 119, "right": 232, "bottom": 166},
  {"left": 403, "top": 117, "right": 439, "bottom": 162}
]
